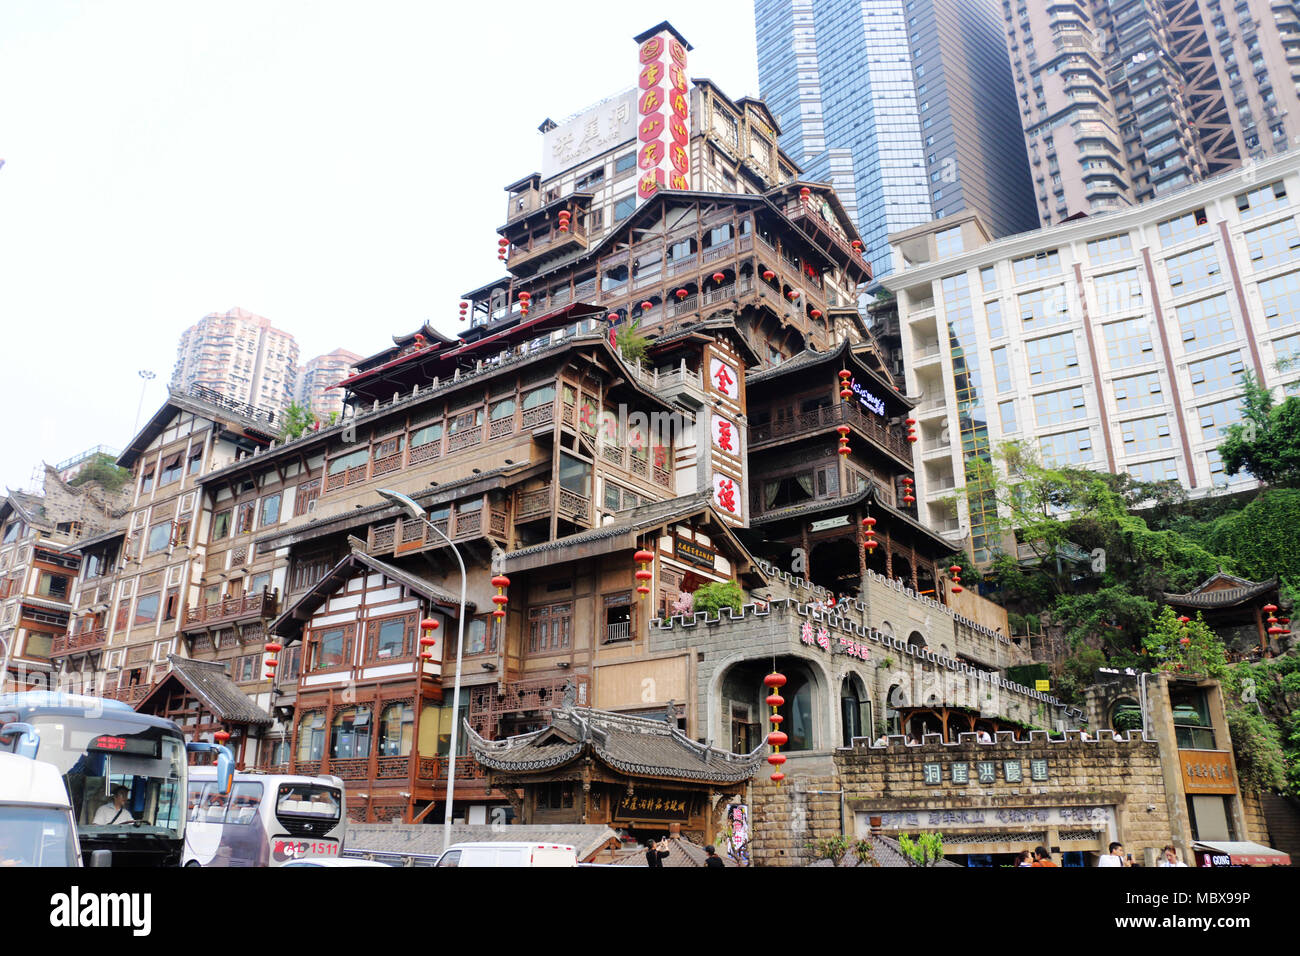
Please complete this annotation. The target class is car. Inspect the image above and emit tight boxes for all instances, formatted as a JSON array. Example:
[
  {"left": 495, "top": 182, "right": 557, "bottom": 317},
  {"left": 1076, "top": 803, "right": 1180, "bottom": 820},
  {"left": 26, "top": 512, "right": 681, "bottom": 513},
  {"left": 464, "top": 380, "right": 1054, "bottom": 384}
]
[{"left": 434, "top": 842, "right": 577, "bottom": 867}]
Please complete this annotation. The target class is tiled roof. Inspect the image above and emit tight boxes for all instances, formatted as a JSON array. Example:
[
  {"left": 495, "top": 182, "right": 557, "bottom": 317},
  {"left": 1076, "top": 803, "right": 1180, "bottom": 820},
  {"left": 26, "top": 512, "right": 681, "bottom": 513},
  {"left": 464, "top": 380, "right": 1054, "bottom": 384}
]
[
  {"left": 748, "top": 485, "right": 960, "bottom": 551},
  {"left": 344, "top": 823, "right": 622, "bottom": 862},
  {"left": 504, "top": 494, "right": 710, "bottom": 563},
  {"left": 806, "top": 833, "right": 961, "bottom": 868},
  {"left": 611, "top": 837, "right": 741, "bottom": 867},
  {"left": 147, "top": 655, "right": 272, "bottom": 725},
  {"left": 1164, "top": 574, "right": 1278, "bottom": 609},
  {"left": 468, "top": 706, "right": 765, "bottom": 784},
  {"left": 747, "top": 339, "right": 906, "bottom": 399}
]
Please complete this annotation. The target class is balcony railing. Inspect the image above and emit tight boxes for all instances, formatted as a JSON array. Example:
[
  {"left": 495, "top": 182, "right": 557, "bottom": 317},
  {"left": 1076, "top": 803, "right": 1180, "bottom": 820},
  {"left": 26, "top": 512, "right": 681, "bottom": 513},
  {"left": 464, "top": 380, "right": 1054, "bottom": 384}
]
[
  {"left": 369, "top": 506, "right": 510, "bottom": 554},
  {"left": 416, "top": 755, "right": 489, "bottom": 783},
  {"left": 749, "top": 403, "right": 913, "bottom": 465},
  {"left": 51, "top": 627, "right": 107, "bottom": 657},
  {"left": 183, "top": 590, "right": 277, "bottom": 629}
]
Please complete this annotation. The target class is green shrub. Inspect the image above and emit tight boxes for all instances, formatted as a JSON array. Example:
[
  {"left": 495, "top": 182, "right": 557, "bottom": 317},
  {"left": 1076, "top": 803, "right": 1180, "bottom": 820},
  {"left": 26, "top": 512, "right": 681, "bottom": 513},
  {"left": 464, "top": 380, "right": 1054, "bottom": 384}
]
[{"left": 692, "top": 580, "right": 744, "bottom": 617}]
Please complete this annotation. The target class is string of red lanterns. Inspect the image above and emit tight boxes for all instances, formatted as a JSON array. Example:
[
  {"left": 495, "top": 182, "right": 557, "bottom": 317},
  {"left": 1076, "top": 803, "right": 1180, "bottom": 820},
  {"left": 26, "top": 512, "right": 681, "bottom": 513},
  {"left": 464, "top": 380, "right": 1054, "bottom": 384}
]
[
  {"left": 264, "top": 638, "right": 282, "bottom": 681},
  {"left": 1265, "top": 603, "right": 1287, "bottom": 642},
  {"left": 458, "top": 301, "right": 469, "bottom": 323},
  {"left": 799, "top": 186, "right": 811, "bottom": 203},
  {"left": 949, "top": 564, "right": 964, "bottom": 594},
  {"left": 905, "top": 417, "right": 918, "bottom": 444},
  {"left": 419, "top": 616, "right": 439, "bottom": 663},
  {"left": 491, "top": 575, "right": 510, "bottom": 620},
  {"left": 862, "top": 516, "right": 878, "bottom": 554},
  {"left": 634, "top": 547, "right": 654, "bottom": 599},
  {"left": 557, "top": 209, "right": 571, "bottom": 233},
  {"left": 901, "top": 476, "right": 915, "bottom": 506},
  {"left": 764, "top": 671, "right": 788, "bottom": 784},
  {"left": 518, "top": 290, "right": 531, "bottom": 317},
  {"left": 497, "top": 238, "right": 509, "bottom": 261}
]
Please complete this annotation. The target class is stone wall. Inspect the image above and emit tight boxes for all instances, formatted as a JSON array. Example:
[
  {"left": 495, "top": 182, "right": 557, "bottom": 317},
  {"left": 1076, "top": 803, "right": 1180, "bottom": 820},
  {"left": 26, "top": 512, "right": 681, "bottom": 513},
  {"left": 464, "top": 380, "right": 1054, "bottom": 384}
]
[
  {"left": 750, "top": 734, "right": 1181, "bottom": 866},
  {"left": 1240, "top": 788, "right": 1273, "bottom": 846}
]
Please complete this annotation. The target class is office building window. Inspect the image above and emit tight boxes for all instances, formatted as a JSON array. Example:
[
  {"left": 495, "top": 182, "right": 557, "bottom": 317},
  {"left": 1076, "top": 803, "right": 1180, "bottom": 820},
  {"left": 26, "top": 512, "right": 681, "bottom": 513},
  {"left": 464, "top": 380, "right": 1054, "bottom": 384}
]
[
  {"left": 1120, "top": 415, "right": 1174, "bottom": 454},
  {"left": 1198, "top": 398, "right": 1245, "bottom": 442},
  {"left": 1039, "top": 428, "right": 1094, "bottom": 466},
  {"left": 1165, "top": 244, "right": 1222, "bottom": 294},
  {"left": 1176, "top": 294, "right": 1236, "bottom": 351},
  {"left": 1018, "top": 285, "right": 1070, "bottom": 327},
  {"left": 1092, "top": 269, "right": 1143, "bottom": 317},
  {"left": 1187, "top": 352, "right": 1246, "bottom": 397},
  {"left": 1244, "top": 218, "right": 1300, "bottom": 269},
  {"left": 1126, "top": 458, "right": 1179, "bottom": 483},
  {"left": 1025, "top": 332, "right": 1079, "bottom": 384},
  {"left": 985, "top": 300, "right": 1004, "bottom": 339},
  {"left": 1258, "top": 271, "right": 1300, "bottom": 330},
  {"left": 1086, "top": 233, "right": 1133, "bottom": 265},
  {"left": 1113, "top": 372, "right": 1164, "bottom": 411},
  {"left": 1235, "top": 180, "right": 1288, "bottom": 219},
  {"left": 1102, "top": 317, "right": 1155, "bottom": 369},
  {"left": 998, "top": 400, "right": 1018, "bottom": 434},
  {"left": 1157, "top": 207, "right": 1209, "bottom": 246},
  {"left": 991, "top": 347, "right": 1013, "bottom": 392},
  {"left": 1033, "top": 387, "right": 1088, "bottom": 427},
  {"left": 1011, "top": 250, "right": 1061, "bottom": 284}
]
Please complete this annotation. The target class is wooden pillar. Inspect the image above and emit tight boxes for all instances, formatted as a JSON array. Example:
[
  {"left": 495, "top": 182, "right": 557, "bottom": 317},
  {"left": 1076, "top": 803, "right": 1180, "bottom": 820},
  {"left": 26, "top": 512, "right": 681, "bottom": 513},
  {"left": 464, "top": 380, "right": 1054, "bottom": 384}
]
[
  {"left": 855, "top": 509, "right": 866, "bottom": 582},
  {"left": 884, "top": 528, "right": 894, "bottom": 580},
  {"left": 909, "top": 544, "right": 919, "bottom": 591},
  {"left": 940, "top": 709, "right": 950, "bottom": 741}
]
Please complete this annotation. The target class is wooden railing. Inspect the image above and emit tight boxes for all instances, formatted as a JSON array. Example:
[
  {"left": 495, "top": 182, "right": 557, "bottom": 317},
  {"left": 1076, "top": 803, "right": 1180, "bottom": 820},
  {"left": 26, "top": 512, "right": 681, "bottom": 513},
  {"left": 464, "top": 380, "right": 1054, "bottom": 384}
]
[
  {"left": 183, "top": 590, "right": 277, "bottom": 628},
  {"left": 749, "top": 402, "right": 913, "bottom": 464},
  {"left": 416, "top": 756, "right": 488, "bottom": 783},
  {"left": 51, "top": 627, "right": 107, "bottom": 656}
]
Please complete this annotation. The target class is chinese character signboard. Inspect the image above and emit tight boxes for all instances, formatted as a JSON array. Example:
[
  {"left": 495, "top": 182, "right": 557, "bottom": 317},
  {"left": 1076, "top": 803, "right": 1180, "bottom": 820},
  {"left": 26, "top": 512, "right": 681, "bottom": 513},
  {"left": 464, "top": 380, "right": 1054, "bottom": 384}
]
[
  {"left": 635, "top": 27, "right": 690, "bottom": 202},
  {"left": 542, "top": 90, "right": 637, "bottom": 180},
  {"left": 704, "top": 342, "right": 745, "bottom": 526},
  {"left": 712, "top": 473, "right": 741, "bottom": 519},
  {"left": 673, "top": 537, "right": 716, "bottom": 569},
  {"left": 612, "top": 789, "right": 699, "bottom": 823},
  {"left": 711, "top": 413, "right": 739, "bottom": 457},
  {"left": 1178, "top": 750, "right": 1237, "bottom": 795}
]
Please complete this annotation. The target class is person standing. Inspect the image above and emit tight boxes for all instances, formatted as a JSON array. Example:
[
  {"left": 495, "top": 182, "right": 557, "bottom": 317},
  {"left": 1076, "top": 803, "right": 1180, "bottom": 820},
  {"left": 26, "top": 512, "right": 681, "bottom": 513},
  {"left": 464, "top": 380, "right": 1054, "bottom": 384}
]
[
  {"left": 645, "top": 837, "right": 670, "bottom": 867},
  {"left": 1158, "top": 845, "right": 1188, "bottom": 867},
  {"left": 1098, "top": 842, "right": 1127, "bottom": 867},
  {"left": 1031, "top": 846, "right": 1057, "bottom": 867},
  {"left": 703, "top": 845, "right": 725, "bottom": 868}
]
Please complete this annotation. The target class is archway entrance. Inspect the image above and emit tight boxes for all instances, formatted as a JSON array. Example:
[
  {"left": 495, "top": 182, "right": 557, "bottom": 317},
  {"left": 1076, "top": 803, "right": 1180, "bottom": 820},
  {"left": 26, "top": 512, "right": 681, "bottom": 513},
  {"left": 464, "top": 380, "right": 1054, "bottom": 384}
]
[
  {"left": 720, "top": 656, "right": 822, "bottom": 754},
  {"left": 840, "top": 674, "right": 871, "bottom": 747}
]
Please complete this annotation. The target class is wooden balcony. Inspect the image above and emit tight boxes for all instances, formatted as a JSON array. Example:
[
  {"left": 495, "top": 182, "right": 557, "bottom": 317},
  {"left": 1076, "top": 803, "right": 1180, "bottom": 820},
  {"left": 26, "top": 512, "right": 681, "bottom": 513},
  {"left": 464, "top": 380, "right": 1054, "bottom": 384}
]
[
  {"left": 416, "top": 755, "right": 489, "bottom": 784},
  {"left": 50, "top": 627, "right": 107, "bottom": 657},
  {"left": 182, "top": 589, "right": 278, "bottom": 631},
  {"left": 780, "top": 199, "right": 873, "bottom": 282},
  {"left": 513, "top": 484, "right": 591, "bottom": 525},
  {"left": 104, "top": 684, "right": 150, "bottom": 706},
  {"left": 367, "top": 505, "right": 511, "bottom": 556},
  {"left": 749, "top": 402, "right": 913, "bottom": 466},
  {"left": 506, "top": 225, "right": 589, "bottom": 275}
]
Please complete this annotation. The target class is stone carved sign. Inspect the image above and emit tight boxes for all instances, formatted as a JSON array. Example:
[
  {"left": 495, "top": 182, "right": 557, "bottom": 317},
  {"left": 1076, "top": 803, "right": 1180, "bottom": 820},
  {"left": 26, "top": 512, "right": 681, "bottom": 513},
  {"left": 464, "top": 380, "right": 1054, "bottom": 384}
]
[{"left": 870, "top": 805, "right": 1115, "bottom": 831}]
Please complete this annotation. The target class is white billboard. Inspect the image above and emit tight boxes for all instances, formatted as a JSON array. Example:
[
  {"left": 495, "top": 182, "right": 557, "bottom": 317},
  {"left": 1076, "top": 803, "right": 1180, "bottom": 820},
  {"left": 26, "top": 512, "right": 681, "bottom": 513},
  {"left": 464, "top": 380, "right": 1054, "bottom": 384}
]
[{"left": 541, "top": 89, "right": 638, "bottom": 181}]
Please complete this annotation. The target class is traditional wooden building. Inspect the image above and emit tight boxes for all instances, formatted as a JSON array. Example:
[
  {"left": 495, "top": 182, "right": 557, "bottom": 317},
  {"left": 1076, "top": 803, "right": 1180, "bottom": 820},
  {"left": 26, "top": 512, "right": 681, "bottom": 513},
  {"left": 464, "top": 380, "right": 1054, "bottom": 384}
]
[
  {"left": 467, "top": 701, "right": 763, "bottom": 844},
  {"left": 1162, "top": 572, "right": 1288, "bottom": 658}
]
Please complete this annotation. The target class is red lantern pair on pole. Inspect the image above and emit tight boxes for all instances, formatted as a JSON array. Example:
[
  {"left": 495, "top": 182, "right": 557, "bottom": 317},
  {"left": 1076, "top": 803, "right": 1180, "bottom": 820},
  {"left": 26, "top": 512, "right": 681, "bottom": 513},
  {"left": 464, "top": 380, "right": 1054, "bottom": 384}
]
[{"left": 764, "top": 671, "right": 788, "bottom": 784}]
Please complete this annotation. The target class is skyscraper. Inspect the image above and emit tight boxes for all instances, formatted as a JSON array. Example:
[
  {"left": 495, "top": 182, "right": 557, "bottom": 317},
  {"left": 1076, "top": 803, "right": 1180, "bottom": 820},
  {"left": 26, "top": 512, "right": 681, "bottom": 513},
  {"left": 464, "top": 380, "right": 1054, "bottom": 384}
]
[
  {"left": 295, "top": 348, "right": 363, "bottom": 420},
  {"left": 171, "top": 308, "right": 300, "bottom": 417},
  {"left": 1004, "top": 0, "right": 1300, "bottom": 226},
  {"left": 754, "top": 0, "right": 1038, "bottom": 275}
]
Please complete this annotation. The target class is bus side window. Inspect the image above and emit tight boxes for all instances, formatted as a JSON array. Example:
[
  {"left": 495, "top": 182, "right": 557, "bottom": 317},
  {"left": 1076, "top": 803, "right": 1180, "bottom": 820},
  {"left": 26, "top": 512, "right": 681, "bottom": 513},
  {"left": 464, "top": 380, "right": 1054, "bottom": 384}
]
[
  {"left": 203, "top": 784, "right": 227, "bottom": 822},
  {"left": 225, "top": 782, "right": 262, "bottom": 825}
]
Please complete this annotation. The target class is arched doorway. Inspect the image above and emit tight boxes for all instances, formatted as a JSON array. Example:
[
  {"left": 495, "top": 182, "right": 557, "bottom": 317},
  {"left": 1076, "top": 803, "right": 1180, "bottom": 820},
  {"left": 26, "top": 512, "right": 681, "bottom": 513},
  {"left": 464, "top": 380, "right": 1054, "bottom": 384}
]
[
  {"left": 907, "top": 630, "right": 927, "bottom": 650},
  {"left": 720, "top": 656, "right": 823, "bottom": 753},
  {"left": 840, "top": 673, "right": 871, "bottom": 747},
  {"left": 809, "top": 537, "right": 861, "bottom": 595}
]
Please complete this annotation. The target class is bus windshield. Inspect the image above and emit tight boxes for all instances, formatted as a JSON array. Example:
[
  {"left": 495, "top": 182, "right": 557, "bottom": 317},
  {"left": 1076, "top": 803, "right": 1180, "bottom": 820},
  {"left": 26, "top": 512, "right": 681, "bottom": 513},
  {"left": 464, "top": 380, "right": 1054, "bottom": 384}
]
[{"left": 27, "top": 715, "right": 186, "bottom": 839}]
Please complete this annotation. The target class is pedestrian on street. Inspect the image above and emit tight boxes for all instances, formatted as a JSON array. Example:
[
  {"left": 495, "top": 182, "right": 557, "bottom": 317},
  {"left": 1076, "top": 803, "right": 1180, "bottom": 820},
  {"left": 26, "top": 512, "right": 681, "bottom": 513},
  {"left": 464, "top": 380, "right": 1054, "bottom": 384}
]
[
  {"left": 645, "top": 837, "right": 670, "bottom": 867},
  {"left": 1031, "top": 846, "right": 1057, "bottom": 867},
  {"left": 704, "top": 845, "right": 725, "bottom": 868}
]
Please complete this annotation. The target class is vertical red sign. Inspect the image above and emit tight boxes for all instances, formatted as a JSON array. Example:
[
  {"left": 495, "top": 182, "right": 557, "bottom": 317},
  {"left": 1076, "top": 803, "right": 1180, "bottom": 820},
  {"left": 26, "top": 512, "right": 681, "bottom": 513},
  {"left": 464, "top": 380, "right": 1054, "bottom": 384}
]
[{"left": 637, "top": 28, "right": 689, "bottom": 202}]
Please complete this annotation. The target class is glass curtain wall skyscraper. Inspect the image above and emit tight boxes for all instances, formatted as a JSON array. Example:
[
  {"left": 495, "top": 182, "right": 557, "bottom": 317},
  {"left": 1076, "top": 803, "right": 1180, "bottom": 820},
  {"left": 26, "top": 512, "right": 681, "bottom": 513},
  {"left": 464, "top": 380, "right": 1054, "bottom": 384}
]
[{"left": 755, "top": 0, "right": 1037, "bottom": 277}]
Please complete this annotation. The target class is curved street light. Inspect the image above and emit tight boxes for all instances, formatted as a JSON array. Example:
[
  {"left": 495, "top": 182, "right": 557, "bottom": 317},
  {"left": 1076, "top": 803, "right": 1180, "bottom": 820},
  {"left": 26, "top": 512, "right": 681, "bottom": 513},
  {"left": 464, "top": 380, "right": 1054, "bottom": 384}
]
[{"left": 377, "top": 488, "right": 467, "bottom": 851}]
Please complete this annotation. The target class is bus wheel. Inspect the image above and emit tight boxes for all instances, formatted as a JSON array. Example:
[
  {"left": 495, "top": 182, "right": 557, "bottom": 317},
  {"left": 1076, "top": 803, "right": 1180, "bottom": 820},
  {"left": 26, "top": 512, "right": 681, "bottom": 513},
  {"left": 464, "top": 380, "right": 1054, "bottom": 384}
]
[{"left": 185, "top": 861, "right": 201, "bottom": 867}]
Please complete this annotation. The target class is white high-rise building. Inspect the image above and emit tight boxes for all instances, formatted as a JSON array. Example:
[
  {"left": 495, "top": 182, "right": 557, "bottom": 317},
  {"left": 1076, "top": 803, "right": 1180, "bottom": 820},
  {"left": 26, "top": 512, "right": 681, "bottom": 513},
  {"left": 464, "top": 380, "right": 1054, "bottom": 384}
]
[
  {"left": 171, "top": 308, "right": 300, "bottom": 417},
  {"left": 295, "top": 349, "right": 363, "bottom": 421}
]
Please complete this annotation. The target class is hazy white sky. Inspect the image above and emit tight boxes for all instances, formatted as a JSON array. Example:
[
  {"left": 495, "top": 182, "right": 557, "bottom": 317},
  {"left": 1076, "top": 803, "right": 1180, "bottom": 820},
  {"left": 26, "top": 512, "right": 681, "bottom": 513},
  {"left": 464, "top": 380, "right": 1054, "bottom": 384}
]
[{"left": 0, "top": 1, "right": 759, "bottom": 491}]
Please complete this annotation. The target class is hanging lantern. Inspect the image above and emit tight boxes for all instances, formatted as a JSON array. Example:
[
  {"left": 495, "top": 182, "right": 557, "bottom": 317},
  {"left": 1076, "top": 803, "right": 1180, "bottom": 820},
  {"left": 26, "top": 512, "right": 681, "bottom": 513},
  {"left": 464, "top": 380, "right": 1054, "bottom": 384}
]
[
  {"left": 811, "top": 309, "right": 823, "bottom": 319},
  {"left": 787, "top": 289, "right": 801, "bottom": 300},
  {"left": 862, "top": 516, "right": 878, "bottom": 553},
  {"left": 905, "top": 416, "right": 918, "bottom": 444},
  {"left": 903, "top": 493, "right": 915, "bottom": 505},
  {"left": 851, "top": 239, "right": 862, "bottom": 253},
  {"left": 762, "top": 269, "right": 775, "bottom": 281},
  {"left": 676, "top": 288, "right": 688, "bottom": 299},
  {"left": 764, "top": 671, "right": 788, "bottom": 784},
  {"left": 264, "top": 658, "right": 278, "bottom": 670},
  {"left": 839, "top": 369, "right": 853, "bottom": 400},
  {"left": 836, "top": 423, "right": 851, "bottom": 456},
  {"left": 607, "top": 312, "right": 619, "bottom": 322},
  {"left": 213, "top": 730, "right": 230, "bottom": 745},
  {"left": 557, "top": 209, "right": 571, "bottom": 233},
  {"left": 949, "top": 563, "right": 964, "bottom": 594},
  {"left": 634, "top": 548, "right": 654, "bottom": 599},
  {"left": 265, "top": 641, "right": 282, "bottom": 655},
  {"left": 491, "top": 574, "right": 510, "bottom": 620},
  {"left": 640, "top": 300, "right": 653, "bottom": 311},
  {"left": 799, "top": 186, "right": 811, "bottom": 201},
  {"left": 498, "top": 237, "right": 509, "bottom": 261},
  {"left": 1178, "top": 615, "right": 1190, "bottom": 625},
  {"left": 712, "top": 271, "right": 726, "bottom": 283}
]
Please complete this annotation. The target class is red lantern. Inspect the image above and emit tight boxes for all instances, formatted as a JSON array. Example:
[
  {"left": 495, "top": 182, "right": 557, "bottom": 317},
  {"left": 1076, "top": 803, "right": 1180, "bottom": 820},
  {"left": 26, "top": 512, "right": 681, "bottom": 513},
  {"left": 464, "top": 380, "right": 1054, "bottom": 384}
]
[
  {"left": 851, "top": 239, "right": 862, "bottom": 252},
  {"left": 765, "top": 671, "right": 787, "bottom": 784},
  {"left": 863, "top": 517, "right": 878, "bottom": 554},
  {"left": 640, "top": 300, "right": 653, "bottom": 311},
  {"left": 421, "top": 617, "right": 440, "bottom": 631},
  {"left": 799, "top": 186, "right": 811, "bottom": 200},
  {"left": 264, "top": 659, "right": 278, "bottom": 669},
  {"left": 607, "top": 312, "right": 619, "bottom": 321},
  {"left": 214, "top": 730, "right": 230, "bottom": 744},
  {"left": 811, "top": 309, "right": 823, "bottom": 319},
  {"left": 903, "top": 494, "right": 915, "bottom": 505},
  {"left": 907, "top": 433, "right": 918, "bottom": 444},
  {"left": 1178, "top": 615, "right": 1190, "bottom": 625},
  {"left": 518, "top": 291, "right": 530, "bottom": 301},
  {"left": 491, "top": 574, "right": 510, "bottom": 620},
  {"left": 419, "top": 635, "right": 437, "bottom": 648},
  {"left": 788, "top": 289, "right": 800, "bottom": 300},
  {"left": 634, "top": 548, "right": 654, "bottom": 600},
  {"left": 712, "top": 272, "right": 726, "bottom": 283},
  {"left": 1263, "top": 603, "right": 1279, "bottom": 614},
  {"left": 762, "top": 269, "right": 775, "bottom": 281},
  {"left": 264, "top": 642, "right": 282, "bottom": 654},
  {"left": 1179, "top": 636, "right": 1191, "bottom": 646},
  {"left": 676, "top": 288, "right": 688, "bottom": 299}
]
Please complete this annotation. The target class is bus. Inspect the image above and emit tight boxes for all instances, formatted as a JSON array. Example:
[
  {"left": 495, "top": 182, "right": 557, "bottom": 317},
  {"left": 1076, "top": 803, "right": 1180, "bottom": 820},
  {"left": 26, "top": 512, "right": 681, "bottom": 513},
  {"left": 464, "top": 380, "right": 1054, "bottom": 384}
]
[
  {"left": 0, "top": 751, "right": 83, "bottom": 867},
  {"left": 183, "top": 768, "right": 346, "bottom": 867},
  {"left": 0, "top": 691, "right": 231, "bottom": 867}
]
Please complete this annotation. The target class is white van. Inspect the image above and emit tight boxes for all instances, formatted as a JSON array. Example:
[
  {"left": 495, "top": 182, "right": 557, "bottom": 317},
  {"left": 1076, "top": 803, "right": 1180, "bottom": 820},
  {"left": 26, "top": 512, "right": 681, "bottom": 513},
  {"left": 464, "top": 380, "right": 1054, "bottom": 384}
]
[
  {"left": 0, "top": 751, "right": 83, "bottom": 867},
  {"left": 435, "top": 841, "right": 577, "bottom": 867}
]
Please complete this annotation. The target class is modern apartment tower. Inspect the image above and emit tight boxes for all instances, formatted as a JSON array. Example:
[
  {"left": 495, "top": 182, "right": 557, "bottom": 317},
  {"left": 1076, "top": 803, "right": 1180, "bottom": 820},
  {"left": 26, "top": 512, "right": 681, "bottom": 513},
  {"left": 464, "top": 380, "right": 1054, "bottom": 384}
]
[
  {"left": 295, "top": 349, "right": 363, "bottom": 421},
  {"left": 171, "top": 308, "right": 300, "bottom": 417},
  {"left": 754, "top": 0, "right": 1038, "bottom": 275},
  {"left": 1004, "top": 0, "right": 1300, "bottom": 226}
]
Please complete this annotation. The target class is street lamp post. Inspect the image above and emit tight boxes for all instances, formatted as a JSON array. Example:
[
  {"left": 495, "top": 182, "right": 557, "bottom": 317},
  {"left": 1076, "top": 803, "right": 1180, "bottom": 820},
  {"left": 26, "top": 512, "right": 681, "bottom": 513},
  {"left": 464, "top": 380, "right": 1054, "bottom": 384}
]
[{"left": 377, "top": 489, "right": 467, "bottom": 852}]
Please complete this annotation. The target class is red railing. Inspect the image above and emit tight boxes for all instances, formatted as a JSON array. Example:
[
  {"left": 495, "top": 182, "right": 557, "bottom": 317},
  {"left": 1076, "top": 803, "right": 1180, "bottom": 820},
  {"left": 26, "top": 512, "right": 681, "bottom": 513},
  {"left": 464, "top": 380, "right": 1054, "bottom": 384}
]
[
  {"left": 183, "top": 590, "right": 277, "bottom": 628},
  {"left": 50, "top": 627, "right": 107, "bottom": 656}
]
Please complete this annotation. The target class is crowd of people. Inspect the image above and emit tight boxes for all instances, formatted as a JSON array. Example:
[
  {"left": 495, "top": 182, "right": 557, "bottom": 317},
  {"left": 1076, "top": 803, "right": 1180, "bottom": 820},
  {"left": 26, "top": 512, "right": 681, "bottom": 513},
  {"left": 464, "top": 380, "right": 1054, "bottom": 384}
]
[{"left": 1014, "top": 842, "right": 1189, "bottom": 867}]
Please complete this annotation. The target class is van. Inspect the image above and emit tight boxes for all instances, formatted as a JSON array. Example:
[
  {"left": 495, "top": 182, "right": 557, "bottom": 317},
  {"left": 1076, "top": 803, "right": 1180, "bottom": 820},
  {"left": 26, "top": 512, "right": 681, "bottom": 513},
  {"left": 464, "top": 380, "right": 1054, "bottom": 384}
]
[
  {"left": 0, "top": 751, "right": 83, "bottom": 866},
  {"left": 435, "top": 841, "right": 577, "bottom": 867}
]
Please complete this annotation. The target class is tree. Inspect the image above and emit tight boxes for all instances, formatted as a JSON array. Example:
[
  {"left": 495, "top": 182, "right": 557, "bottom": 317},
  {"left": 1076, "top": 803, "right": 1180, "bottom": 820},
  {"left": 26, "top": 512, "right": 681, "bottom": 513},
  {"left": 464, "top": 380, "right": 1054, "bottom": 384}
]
[
  {"left": 615, "top": 318, "right": 649, "bottom": 364},
  {"left": 1217, "top": 372, "right": 1300, "bottom": 487},
  {"left": 68, "top": 453, "right": 130, "bottom": 493},
  {"left": 897, "top": 831, "right": 945, "bottom": 866},
  {"left": 278, "top": 402, "right": 318, "bottom": 442},
  {"left": 1142, "top": 607, "right": 1228, "bottom": 680},
  {"left": 692, "top": 580, "right": 745, "bottom": 617}
]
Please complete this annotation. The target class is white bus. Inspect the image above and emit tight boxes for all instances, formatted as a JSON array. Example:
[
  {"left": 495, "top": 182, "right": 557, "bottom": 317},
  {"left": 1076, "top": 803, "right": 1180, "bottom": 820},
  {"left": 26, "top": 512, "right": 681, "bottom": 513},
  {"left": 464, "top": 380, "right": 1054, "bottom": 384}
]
[
  {"left": 0, "top": 751, "right": 82, "bottom": 867},
  {"left": 183, "top": 768, "right": 346, "bottom": 867}
]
